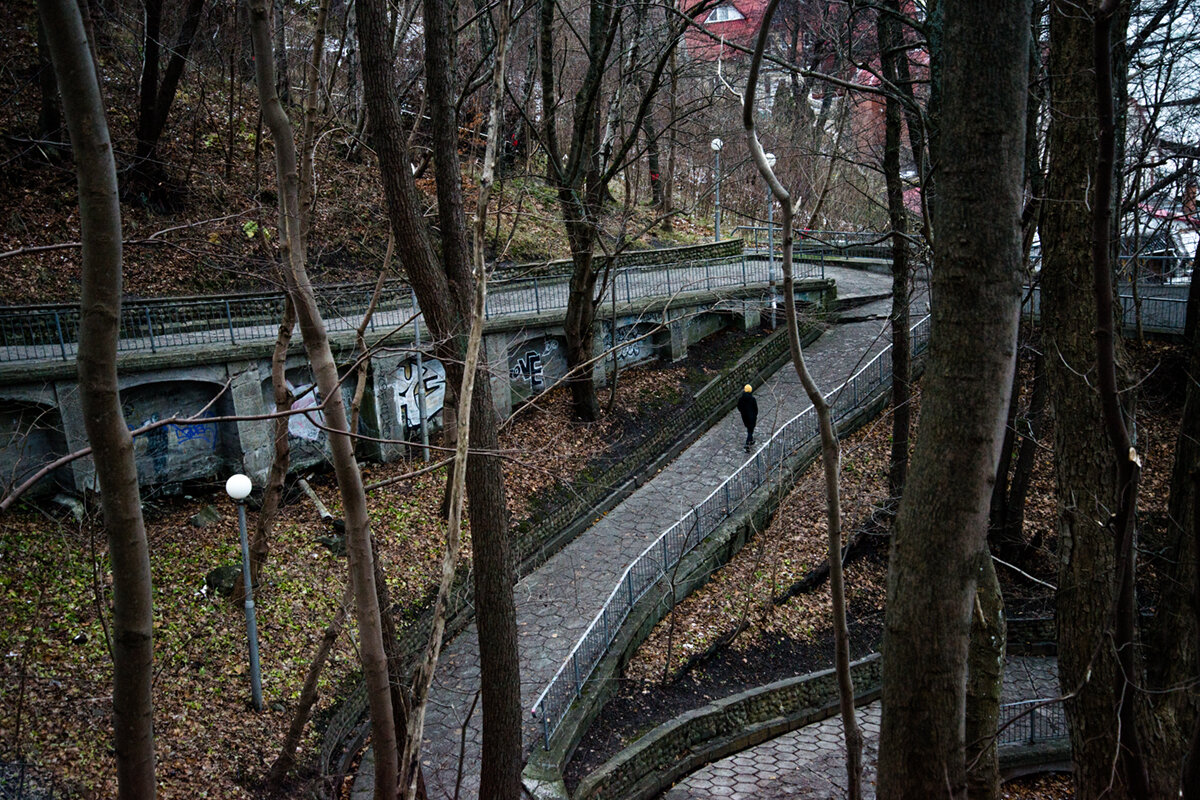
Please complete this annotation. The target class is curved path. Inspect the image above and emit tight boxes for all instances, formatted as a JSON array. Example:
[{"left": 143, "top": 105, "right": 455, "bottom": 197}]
[
  {"left": 661, "top": 656, "right": 1060, "bottom": 799},
  {"left": 353, "top": 266, "right": 919, "bottom": 798}
]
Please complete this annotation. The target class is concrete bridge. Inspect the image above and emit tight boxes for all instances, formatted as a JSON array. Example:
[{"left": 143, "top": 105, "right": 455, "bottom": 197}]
[{"left": 0, "top": 240, "right": 844, "bottom": 497}]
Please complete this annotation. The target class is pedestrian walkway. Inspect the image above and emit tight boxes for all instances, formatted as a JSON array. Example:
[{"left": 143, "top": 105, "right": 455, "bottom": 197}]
[
  {"left": 661, "top": 656, "right": 1060, "bottom": 799},
  {"left": 352, "top": 266, "right": 918, "bottom": 798}
]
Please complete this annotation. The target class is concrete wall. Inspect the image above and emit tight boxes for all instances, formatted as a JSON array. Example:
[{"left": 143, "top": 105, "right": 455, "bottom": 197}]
[{"left": 3, "top": 283, "right": 832, "bottom": 496}]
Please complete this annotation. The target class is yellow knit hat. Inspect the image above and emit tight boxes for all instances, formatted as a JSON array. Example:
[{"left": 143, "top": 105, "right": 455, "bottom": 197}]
[{"left": 743, "top": 384, "right": 753, "bottom": 393}]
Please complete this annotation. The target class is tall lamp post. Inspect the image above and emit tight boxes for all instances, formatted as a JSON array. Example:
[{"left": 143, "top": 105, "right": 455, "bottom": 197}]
[
  {"left": 710, "top": 137, "right": 724, "bottom": 241},
  {"left": 225, "top": 473, "right": 263, "bottom": 711},
  {"left": 765, "top": 152, "right": 777, "bottom": 326}
]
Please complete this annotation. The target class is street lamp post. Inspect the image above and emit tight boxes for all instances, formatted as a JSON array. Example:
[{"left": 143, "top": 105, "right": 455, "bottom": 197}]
[
  {"left": 710, "top": 137, "right": 724, "bottom": 241},
  {"left": 225, "top": 473, "right": 263, "bottom": 711},
  {"left": 765, "top": 152, "right": 777, "bottom": 327}
]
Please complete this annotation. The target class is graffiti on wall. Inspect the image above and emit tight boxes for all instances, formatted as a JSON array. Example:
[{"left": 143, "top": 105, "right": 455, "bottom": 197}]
[
  {"left": 604, "top": 323, "right": 655, "bottom": 368},
  {"left": 394, "top": 358, "right": 446, "bottom": 427},
  {"left": 512, "top": 350, "right": 545, "bottom": 392},
  {"left": 509, "top": 337, "right": 563, "bottom": 398},
  {"left": 283, "top": 381, "right": 325, "bottom": 442},
  {"left": 121, "top": 380, "right": 226, "bottom": 482}
]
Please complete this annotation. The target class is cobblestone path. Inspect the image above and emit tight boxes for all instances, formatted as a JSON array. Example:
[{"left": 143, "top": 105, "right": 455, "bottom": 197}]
[
  {"left": 354, "top": 266, "right": 916, "bottom": 798},
  {"left": 661, "top": 656, "right": 1059, "bottom": 799}
]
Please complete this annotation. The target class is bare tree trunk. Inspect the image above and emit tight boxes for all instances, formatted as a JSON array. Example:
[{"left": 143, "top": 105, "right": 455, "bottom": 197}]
[
  {"left": 877, "top": 0, "right": 911, "bottom": 502},
  {"left": 661, "top": 48, "right": 677, "bottom": 232},
  {"left": 744, "top": 12, "right": 862, "bottom": 797},
  {"left": 35, "top": 15, "right": 61, "bottom": 143},
  {"left": 877, "top": 0, "right": 1028, "bottom": 795},
  {"left": 990, "top": 349, "right": 1046, "bottom": 561},
  {"left": 248, "top": 5, "right": 399, "bottom": 799},
  {"left": 39, "top": 1, "right": 156, "bottom": 795},
  {"left": 133, "top": 0, "right": 207, "bottom": 187},
  {"left": 273, "top": 0, "right": 289, "bottom": 105},
  {"left": 1142, "top": 236, "right": 1200, "bottom": 795},
  {"left": 422, "top": 0, "right": 523, "bottom": 792},
  {"left": 400, "top": 22, "right": 511, "bottom": 797},
  {"left": 965, "top": 556, "right": 1005, "bottom": 800},
  {"left": 1089, "top": 8, "right": 1149, "bottom": 789},
  {"left": 1042, "top": 3, "right": 1137, "bottom": 796},
  {"left": 251, "top": 295, "right": 296, "bottom": 586},
  {"left": 357, "top": 0, "right": 524, "bottom": 794},
  {"left": 267, "top": 587, "right": 351, "bottom": 786}
]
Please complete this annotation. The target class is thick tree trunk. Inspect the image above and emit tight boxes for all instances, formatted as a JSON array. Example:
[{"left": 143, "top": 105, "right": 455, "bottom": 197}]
[
  {"left": 876, "top": 0, "right": 1028, "bottom": 796},
  {"left": 248, "top": 5, "right": 400, "bottom": 799},
  {"left": 39, "top": 1, "right": 157, "bottom": 795},
  {"left": 563, "top": 237, "right": 602, "bottom": 421},
  {"left": 1042, "top": 4, "right": 1131, "bottom": 796},
  {"left": 423, "top": 0, "right": 522, "bottom": 792},
  {"left": 357, "top": 1, "right": 524, "bottom": 795},
  {"left": 1089, "top": 8, "right": 1148, "bottom": 790},
  {"left": 1142, "top": 246, "right": 1200, "bottom": 796}
]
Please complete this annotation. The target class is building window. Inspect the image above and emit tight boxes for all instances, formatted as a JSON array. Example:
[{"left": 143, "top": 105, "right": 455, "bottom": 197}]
[{"left": 705, "top": 4, "right": 745, "bottom": 23}]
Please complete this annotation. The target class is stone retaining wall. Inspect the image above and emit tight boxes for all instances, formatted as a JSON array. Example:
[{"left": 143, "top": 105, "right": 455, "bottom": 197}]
[{"left": 574, "top": 656, "right": 883, "bottom": 800}]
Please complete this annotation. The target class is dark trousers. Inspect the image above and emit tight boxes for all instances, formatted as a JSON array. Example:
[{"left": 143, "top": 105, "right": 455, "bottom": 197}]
[{"left": 743, "top": 421, "right": 756, "bottom": 447}]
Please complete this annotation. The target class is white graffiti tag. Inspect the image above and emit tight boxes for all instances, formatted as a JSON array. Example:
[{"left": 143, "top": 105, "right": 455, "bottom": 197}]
[{"left": 394, "top": 358, "right": 447, "bottom": 427}]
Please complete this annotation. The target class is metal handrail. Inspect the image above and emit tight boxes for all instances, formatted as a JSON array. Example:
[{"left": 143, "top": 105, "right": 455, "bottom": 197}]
[
  {"left": 530, "top": 313, "right": 933, "bottom": 747},
  {"left": 997, "top": 698, "right": 1068, "bottom": 746},
  {"left": 1022, "top": 287, "right": 1188, "bottom": 334},
  {"left": 3, "top": 250, "right": 821, "bottom": 364}
]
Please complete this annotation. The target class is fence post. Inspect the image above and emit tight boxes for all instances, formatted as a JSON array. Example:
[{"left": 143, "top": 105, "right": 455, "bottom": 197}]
[
  {"left": 534, "top": 277, "right": 540, "bottom": 315},
  {"left": 625, "top": 270, "right": 631, "bottom": 303},
  {"left": 705, "top": 259, "right": 711, "bottom": 290},
  {"left": 661, "top": 535, "right": 670, "bottom": 573},
  {"left": 543, "top": 712, "right": 550, "bottom": 750},
  {"left": 741, "top": 255, "right": 747, "bottom": 286},
  {"left": 724, "top": 482, "right": 731, "bottom": 514},
  {"left": 144, "top": 308, "right": 157, "bottom": 353},
  {"left": 572, "top": 652, "right": 581, "bottom": 696},
  {"left": 225, "top": 300, "right": 236, "bottom": 344},
  {"left": 54, "top": 311, "right": 68, "bottom": 361},
  {"left": 626, "top": 572, "right": 634, "bottom": 608}
]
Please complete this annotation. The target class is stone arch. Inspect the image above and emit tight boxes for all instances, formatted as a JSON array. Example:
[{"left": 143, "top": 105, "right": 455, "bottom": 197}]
[
  {"left": 119, "top": 380, "right": 236, "bottom": 485},
  {"left": 0, "top": 399, "right": 69, "bottom": 497}
]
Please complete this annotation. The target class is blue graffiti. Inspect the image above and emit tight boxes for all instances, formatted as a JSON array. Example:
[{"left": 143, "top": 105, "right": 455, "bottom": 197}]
[{"left": 171, "top": 420, "right": 217, "bottom": 449}]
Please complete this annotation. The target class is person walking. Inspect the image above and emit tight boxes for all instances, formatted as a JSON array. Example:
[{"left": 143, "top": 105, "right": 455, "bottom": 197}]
[{"left": 737, "top": 384, "right": 758, "bottom": 451}]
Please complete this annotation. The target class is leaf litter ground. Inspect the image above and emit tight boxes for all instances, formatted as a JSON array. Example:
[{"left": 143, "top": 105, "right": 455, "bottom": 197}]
[{"left": 0, "top": 323, "right": 768, "bottom": 798}]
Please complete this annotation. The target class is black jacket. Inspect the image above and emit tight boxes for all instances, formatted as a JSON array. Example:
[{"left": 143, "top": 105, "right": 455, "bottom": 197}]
[{"left": 737, "top": 393, "right": 758, "bottom": 426}]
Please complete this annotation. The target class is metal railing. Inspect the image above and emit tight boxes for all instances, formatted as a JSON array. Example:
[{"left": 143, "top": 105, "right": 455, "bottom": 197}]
[
  {"left": 1023, "top": 287, "right": 1189, "bottom": 335},
  {"left": 0, "top": 249, "right": 832, "bottom": 364},
  {"left": 482, "top": 253, "right": 787, "bottom": 319},
  {"left": 733, "top": 227, "right": 894, "bottom": 261},
  {"left": 997, "top": 698, "right": 1068, "bottom": 747},
  {"left": 530, "top": 313, "right": 933, "bottom": 747}
]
